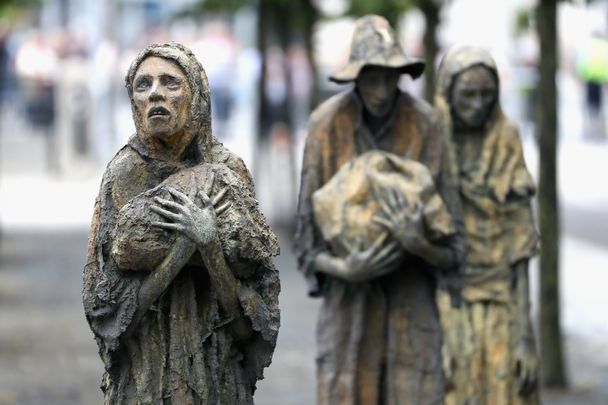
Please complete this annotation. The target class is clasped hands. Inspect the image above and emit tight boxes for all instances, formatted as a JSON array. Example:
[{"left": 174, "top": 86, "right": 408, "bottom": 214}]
[
  {"left": 150, "top": 173, "right": 231, "bottom": 247},
  {"left": 316, "top": 188, "right": 427, "bottom": 282}
]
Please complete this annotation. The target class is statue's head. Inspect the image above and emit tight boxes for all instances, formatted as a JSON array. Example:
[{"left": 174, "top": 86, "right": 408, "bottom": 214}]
[
  {"left": 125, "top": 43, "right": 212, "bottom": 149},
  {"left": 355, "top": 65, "right": 401, "bottom": 118},
  {"left": 436, "top": 46, "right": 499, "bottom": 131},
  {"left": 329, "top": 15, "right": 425, "bottom": 118}
]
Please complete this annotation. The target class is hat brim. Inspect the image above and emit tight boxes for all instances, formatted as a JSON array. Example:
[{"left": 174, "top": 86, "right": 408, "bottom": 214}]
[{"left": 329, "top": 58, "right": 426, "bottom": 84}]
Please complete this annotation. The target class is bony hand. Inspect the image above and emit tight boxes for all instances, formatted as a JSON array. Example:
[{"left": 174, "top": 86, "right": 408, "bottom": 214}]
[
  {"left": 338, "top": 234, "right": 402, "bottom": 282},
  {"left": 514, "top": 335, "right": 538, "bottom": 397},
  {"left": 372, "top": 188, "right": 425, "bottom": 254},
  {"left": 150, "top": 174, "right": 231, "bottom": 247}
]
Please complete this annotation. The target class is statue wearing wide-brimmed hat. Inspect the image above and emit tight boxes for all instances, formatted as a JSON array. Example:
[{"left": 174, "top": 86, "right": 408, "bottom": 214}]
[
  {"left": 295, "top": 15, "right": 465, "bottom": 405},
  {"left": 329, "top": 14, "right": 425, "bottom": 83}
]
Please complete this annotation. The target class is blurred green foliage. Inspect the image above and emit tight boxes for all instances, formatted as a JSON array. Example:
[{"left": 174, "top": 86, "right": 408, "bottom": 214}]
[{"left": 0, "top": 0, "right": 39, "bottom": 19}]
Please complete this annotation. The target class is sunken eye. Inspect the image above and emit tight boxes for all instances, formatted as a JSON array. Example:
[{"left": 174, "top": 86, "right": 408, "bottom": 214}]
[
  {"left": 134, "top": 77, "right": 151, "bottom": 91},
  {"left": 162, "top": 76, "right": 182, "bottom": 90},
  {"left": 482, "top": 90, "right": 495, "bottom": 99}
]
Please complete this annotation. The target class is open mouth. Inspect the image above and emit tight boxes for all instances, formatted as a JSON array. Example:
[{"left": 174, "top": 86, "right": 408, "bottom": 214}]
[{"left": 148, "top": 106, "right": 170, "bottom": 118}]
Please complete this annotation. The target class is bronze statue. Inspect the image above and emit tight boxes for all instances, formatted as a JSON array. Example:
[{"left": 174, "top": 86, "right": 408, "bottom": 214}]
[
  {"left": 83, "top": 43, "right": 280, "bottom": 405},
  {"left": 295, "top": 15, "right": 465, "bottom": 404},
  {"left": 435, "top": 46, "right": 540, "bottom": 404}
]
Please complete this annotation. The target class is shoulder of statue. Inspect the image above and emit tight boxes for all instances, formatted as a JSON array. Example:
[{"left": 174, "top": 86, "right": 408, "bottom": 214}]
[
  {"left": 106, "top": 143, "right": 146, "bottom": 178},
  {"left": 498, "top": 113, "right": 521, "bottom": 140},
  {"left": 206, "top": 138, "right": 255, "bottom": 190},
  {"left": 309, "top": 89, "right": 357, "bottom": 130},
  {"left": 398, "top": 91, "right": 441, "bottom": 122}
]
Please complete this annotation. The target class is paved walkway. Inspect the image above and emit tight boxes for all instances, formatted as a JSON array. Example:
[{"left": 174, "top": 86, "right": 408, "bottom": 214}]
[{"left": 0, "top": 134, "right": 606, "bottom": 404}]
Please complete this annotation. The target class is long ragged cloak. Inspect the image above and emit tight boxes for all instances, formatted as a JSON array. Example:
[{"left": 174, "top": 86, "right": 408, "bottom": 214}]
[
  {"left": 83, "top": 43, "right": 279, "bottom": 405},
  {"left": 435, "top": 46, "right": 539, "bottom": 405},
  {"left": 295, "top": 88, "right": 465, "bottom": 405}
]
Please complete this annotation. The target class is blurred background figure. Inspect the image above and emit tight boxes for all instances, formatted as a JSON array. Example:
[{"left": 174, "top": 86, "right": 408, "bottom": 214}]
[
  {"left": 192, "top": 21, "right": 237, "bottom": 137},
  {"left": 576, "top": 32, "right": 608, "bottom": 140},
  {"left": 0, "top": 0, "right": 607, "bottom": 404},
  {"left": 14, "top": 29, "right": 58, "bottom": 170}
]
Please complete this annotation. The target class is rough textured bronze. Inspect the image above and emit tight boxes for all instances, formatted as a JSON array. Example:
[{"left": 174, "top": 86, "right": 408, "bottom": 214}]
[
  {"left": 329, "top": 14, "right": 425, "bottom": 83},
  {"left": 83, "top": 43, "right": 279, "bottom": 405},
  {"left": 295, "top": 15, "right": 465, "bottom": 405},
  {"left": 435, "top": 45, "right": 540, "bottom": 405},
  {"left": 311, "top": 150, "right": 456, "bottom": 261}
]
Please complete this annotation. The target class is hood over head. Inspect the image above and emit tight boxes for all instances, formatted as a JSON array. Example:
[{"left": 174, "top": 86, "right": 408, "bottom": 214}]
[{"left": 125, "top": 42, "right": 213, "bottom": 157}]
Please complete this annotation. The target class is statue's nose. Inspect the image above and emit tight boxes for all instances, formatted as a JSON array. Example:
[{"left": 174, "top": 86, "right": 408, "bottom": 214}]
[{"left": 149, "top": 80, "right": 164, "bottom": 101}]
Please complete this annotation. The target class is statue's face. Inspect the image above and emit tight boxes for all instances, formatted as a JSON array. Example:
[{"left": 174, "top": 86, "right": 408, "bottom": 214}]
[
  {"left": 132, "top": 56, "right": 192, "bottom": 139},
  {"left": 356, "top": 66, "right": 400, "bottom": 118},
  {"left": 450, "top": 65, "right": 497, "bottom": 130}
]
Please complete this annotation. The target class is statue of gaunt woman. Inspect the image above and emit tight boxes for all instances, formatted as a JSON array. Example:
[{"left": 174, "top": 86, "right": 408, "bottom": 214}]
[{"left": 83, "top": 43, "right": 280, "bottom": 405}]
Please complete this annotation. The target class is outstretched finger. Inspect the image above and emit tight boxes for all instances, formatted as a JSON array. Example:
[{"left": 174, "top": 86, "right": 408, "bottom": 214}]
[
  {"left": 167, "top": 187, "right": 193, "bottom": 206},
  {"left": 386, "top": 189, "right": 401, "bottom": 210},
  {"left": 215, "top": 202, "right": 232, "bottom": 215},
  {"left": 188, "top": 173, "right": 198, "bottom": 200},
  {"left": 372, "top": 215, "right": 393, "bottom": 230},
  {"left": 212, "top": 187, "right": 228, "bottom": 206},
  {"left": 151, "top": 205, "right": 183, "bottom": 222},
  {"left": 151, "top": 221, "right": 185, "bottom": 232},
  {"left": 374, "top": 251, "right": 402, "bottom": 270},
  {"left": 393, "top": 189, "right": 412, "bottom": 212},
  {"left": 154, "top": 197, "right": 186, "bottom": 214},
  {"left": 371, "top": 240, "right": 400, "bottom": 263},
  {"left": 377, "top": 197, "right": 394, "bottom": 218},
  {"left": 393, "top": 189, "right": 409, "bottom": 210},
  {"left": 367, "top": 232, "right": 388, "bottom": 254},
  {"left": 202, "top": 172, "right": 216, "bottom": 196},
  {"left": 197, "top": 190, "right": 213, "bottom": 208}
]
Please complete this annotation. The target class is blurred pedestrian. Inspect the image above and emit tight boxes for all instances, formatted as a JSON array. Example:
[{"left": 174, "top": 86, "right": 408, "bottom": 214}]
[
  {"left": 15, "top": 30, "right": 58, "bottom": 171},
  {"left": 576, "top": 33, "right": 608, "bottom": 140}
]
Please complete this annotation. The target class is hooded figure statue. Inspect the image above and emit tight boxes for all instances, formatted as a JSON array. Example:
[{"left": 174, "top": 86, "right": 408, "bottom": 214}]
[
  {"left": 83, "top": 43, "right": 280, "bottom": 405},
  {"left": 435, "top": 46, "right": 540, "bottom": 405},
  {"left": 295, "top": 15, "right": 465, "bottom": 405}
]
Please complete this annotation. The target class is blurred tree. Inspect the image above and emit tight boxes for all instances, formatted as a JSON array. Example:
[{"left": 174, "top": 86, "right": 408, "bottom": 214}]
[
  {"left": 346, "top": 0, "right": 446, "bottom": 102},
  {"left": 536, "top": 0, "right": 567, "bottom": 388},
  {"left": 186, "top": 0, "right": 319, "bottom": 136},
  {"left": 0, "top": 0, "right": 39, "bottom": 18}
]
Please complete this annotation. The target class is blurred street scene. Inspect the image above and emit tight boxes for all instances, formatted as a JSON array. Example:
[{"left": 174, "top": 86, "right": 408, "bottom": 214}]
[{"left": 0, "top": 0, "right": 607, "bottom": 404}]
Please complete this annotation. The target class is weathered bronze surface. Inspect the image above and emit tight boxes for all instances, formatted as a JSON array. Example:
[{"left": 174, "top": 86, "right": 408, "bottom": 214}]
[
  {"left": 311, "top": 150, "right": 456, "bottom": 264},
  {"left": 83, "top": 43, "right": 280, "bottom": 405},
  {"left": 435, "top": 45, "right": 540, "bottom": 405},
  {"left": 295, "top": 15, "right": 465, "bottom": 405}
]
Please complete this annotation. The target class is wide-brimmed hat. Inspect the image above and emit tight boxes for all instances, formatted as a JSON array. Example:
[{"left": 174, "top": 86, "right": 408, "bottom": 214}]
[{"left": 330, "top": 15, "right": 425, "bottom": 84}]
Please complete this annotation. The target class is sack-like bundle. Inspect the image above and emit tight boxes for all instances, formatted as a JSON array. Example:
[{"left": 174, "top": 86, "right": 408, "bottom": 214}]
[
  {"left": 312, "top": 150, "right": 455, "bottom": 257},
  {"left": 111, "top": 164, "right": 278, "bottom": 271}
]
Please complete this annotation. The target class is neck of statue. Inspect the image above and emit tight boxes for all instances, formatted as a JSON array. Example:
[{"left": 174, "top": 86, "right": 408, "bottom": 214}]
[
  {"left": 362, "top": 100, "right": 398, "bottom": 136},
  {"left": 140, "top": 129, "right": 194, "bottom": 162}
]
